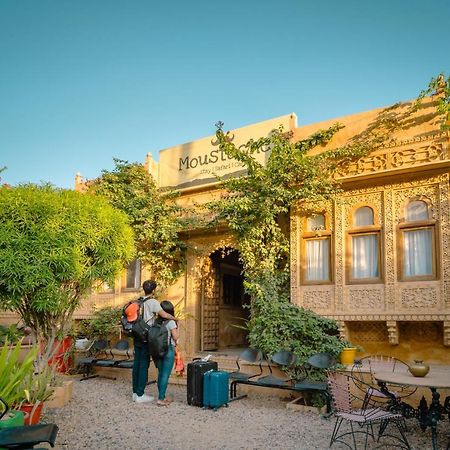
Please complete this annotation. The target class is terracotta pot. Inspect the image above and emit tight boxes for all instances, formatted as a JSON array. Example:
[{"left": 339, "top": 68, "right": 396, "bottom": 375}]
[
  {"left": 408, "top": 360, "right": 430, "bottom": 377},
  {"left": 17, "top": 402, "right": 43, "bottom": 425}
]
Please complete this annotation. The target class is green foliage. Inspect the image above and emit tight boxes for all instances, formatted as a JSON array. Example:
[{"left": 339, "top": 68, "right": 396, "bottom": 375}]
[
  {"left": 0, "top": 184, "right": 134, "bottom": 353},
  {"left": 78, "top": 306, "right": 122, "bottom": 340},
  {"left": 415, "top": 72, "right": 450, "bottom": 130},
  {"left": 20, "top": 365, "right": 55, "bottom": 405},
  {"left": 0, "top": 340, "right": 39, "bottom": 406},
  {"left": 0, "top": 324, "right": 25, "bottom": 345},
  {"left": 89, "top": 159, "right": 187, "bottom": 288}
]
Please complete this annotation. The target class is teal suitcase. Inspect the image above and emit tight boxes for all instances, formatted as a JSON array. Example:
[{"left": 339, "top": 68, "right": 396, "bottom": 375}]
[{"left": 203, "top": 370, "right": 229, "bottom": 410}]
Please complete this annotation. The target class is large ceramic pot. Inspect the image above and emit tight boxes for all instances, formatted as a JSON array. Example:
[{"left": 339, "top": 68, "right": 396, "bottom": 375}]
[
  {"left": 340, "top": 347, "right": 357, "bottom": 365},
  {"left": 408, "top": 360, "right": 430, "bottom": 377}
]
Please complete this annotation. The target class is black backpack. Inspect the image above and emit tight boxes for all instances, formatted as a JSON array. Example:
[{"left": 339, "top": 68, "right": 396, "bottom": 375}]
[
  {"left": 121, "top": 297, "right": 150, "bottom": 341},
  {"left": 147, "top": 316, "right": 170, "bottom": 359}
]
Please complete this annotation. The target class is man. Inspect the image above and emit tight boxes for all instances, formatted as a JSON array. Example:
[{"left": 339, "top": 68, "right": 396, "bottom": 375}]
[{"left": 131, "top": 279, "right": 176, "bottom": 403}]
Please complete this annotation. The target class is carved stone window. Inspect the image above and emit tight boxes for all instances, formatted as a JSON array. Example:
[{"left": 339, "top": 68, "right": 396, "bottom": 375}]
[
  {"left": 122, "top": 259, "right": 142, "bottom": 291},
  {"left": 399, "top": 199, "right": 437, "bottom": 281},
  {"left": 347, "top": 206, "right": 382, "bottom": 284},
  {"left": 301, "top": 213, "right": 332, "bottom": 284}
]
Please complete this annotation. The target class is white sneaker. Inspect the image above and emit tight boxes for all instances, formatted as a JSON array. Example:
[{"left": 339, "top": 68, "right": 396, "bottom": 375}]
[
  {"left": 132, "top": 393, "right": 137, "bottom": 402},
  {"left": 135, "top": 394, "right": 154, "bottom": 403}
]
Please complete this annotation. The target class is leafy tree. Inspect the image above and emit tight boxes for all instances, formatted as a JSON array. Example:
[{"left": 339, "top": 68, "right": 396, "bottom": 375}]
[
  {"left": 89, "top": 159, "right": 187, "bottom": 288},
  {"left": 0, "top": 184, "right": 134, "bottom": 359}
]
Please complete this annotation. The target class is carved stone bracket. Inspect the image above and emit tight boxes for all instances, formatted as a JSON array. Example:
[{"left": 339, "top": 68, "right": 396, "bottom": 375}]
[
  {"left": 337, "top": 321, "right": 348, "bottom": 341},
  {"left": 386, "top": 320, "right": 399, "bottom": 345},
  {"left": 444, "top": 321, "right": 450, "bottom": 347}
]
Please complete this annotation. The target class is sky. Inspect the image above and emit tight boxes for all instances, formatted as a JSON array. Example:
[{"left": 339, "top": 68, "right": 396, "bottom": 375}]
[{"left": 1, "top": 0, "right": 449, "bottom": 189}]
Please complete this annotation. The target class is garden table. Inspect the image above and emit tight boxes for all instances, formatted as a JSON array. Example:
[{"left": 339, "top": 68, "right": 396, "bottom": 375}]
[{"left": 374, "top": 366, "right": 450, "bottom": 450}]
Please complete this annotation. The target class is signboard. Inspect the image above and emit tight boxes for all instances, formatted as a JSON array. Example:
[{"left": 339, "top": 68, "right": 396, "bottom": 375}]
[{"left": 158, "top": 114, "right": 297, "bottom": 189}]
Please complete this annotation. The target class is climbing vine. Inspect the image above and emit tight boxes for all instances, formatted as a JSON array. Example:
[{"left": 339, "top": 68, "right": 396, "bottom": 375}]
[{"left": 207, "top": 73, "right": 449, "bottom": 362}]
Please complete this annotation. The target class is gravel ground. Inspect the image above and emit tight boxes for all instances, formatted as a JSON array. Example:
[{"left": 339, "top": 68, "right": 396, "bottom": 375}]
[{"left": 41, "top": 377, "right": 448, "bottom": 450}]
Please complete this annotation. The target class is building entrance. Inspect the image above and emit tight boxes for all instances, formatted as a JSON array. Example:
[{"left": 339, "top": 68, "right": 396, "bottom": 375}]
[{"left": 200, "top": 248, "right": 249, "bottom": 351}]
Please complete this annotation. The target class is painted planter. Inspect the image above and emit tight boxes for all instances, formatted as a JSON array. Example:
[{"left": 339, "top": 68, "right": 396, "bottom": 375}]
[
  {"left": 0, "top": 410, "right": 25, "bottom": 428},
  {"left": 46, "top": 380, "right": 74, "bottom": 408},
  {"left": 340, "top": 347, "right": 357, "bottom": 365}
]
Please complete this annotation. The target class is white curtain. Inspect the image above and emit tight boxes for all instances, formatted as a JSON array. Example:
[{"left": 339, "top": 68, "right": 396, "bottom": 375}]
[
  {"left": 352, "top": 234, "right": 379, "bottom": 278},
  {"left": 306, "top": 239, "right": 329, "bottom": 281},
  {"left": 404, "top": 229, "right": 432, "bottom": 276}
]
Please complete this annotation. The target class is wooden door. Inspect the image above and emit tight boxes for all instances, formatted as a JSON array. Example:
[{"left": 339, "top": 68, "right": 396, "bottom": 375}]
[{"left": 200, "top": 261, "right": 220, "bottom": 351}]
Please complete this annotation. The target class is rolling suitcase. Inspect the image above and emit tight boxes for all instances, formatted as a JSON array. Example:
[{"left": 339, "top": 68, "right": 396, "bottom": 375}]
[
  {"left": 187, "top": 360, "right": 218, "bottom": 406},
  {"left": 203, "top": 370, "right": 229, "bottom": 410}
]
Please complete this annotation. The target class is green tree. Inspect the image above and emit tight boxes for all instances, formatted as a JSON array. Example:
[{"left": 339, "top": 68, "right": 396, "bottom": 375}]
[
  {"left": 89, "top": 159, "right": 187, "bottom": 288},
  {"left": 0, "top": 184, "right": 134, "bottom": 359}
]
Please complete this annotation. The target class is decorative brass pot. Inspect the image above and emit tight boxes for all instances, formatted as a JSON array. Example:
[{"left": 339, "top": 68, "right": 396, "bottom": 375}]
[{"left": 408, "top": 360, "right": 430, "bottom": 377}]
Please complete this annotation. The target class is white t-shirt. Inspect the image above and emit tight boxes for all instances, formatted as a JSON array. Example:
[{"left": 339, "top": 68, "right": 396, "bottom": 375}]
[
  {"left": 166, "top": 320, "right": 177, "bottom": 346},
  {"left": 142, "top": 297, "right": 162, "bottom": 324}
]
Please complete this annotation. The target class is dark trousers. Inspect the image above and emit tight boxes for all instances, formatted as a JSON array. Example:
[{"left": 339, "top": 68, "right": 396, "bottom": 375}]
[{"left": 132, "top": 341, "right": 150, "bottom": 396}]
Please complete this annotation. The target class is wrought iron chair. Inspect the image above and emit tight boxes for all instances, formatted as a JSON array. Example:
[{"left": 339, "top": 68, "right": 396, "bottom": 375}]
[
  {"left": 351, "top": 355, "right": 416, "bottom": 409},
  {"left": 327, "top": 371, "right": 410, "bottom": 450},
  {"left": 229, "top": 348, "right": 263, "bottom": 400}
]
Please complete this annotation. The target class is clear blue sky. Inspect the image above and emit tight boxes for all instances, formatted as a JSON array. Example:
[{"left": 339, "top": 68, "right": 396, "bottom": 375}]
[{"left": 1, "top": 0, "right": 449, "bottom": 188}]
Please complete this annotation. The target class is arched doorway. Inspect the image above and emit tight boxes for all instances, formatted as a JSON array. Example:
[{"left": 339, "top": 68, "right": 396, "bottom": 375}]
[{"left": 200, "top": 248, "right": 250, "bottom": 351}]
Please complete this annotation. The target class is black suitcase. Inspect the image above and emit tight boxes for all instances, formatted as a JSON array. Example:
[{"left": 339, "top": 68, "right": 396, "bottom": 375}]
[{"left": 187, "top": 360, "right": 218, "bottom": 406}]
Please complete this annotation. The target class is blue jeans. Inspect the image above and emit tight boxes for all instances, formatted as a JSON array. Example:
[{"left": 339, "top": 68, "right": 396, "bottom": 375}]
[
  {"left": 155, "top": 345, "right": 175, "bottom": 401},
  {"left": 132, "top": 340, "right": 150, "bottom": 396}
]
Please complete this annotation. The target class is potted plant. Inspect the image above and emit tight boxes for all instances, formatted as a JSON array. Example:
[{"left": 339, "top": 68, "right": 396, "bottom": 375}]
[
  {"left": 339, "top": 344, "right": 363, "bottom": 366},
  {"left": 16, "top": 365, "right": 55, "bottom": 425},
  {"left": 0, "top": 340, "right": 38, "bottom": 406}
]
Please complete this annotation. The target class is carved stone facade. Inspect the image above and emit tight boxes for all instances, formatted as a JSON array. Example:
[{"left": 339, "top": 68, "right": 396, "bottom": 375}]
[{"left": 291, "top": 131, "right": 450, "bottom": 361}]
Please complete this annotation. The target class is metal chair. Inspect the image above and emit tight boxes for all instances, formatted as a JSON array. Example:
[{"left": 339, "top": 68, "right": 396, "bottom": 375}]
[
  {"left": 351, "top": 355, "right": 416, "bottom": 409},
  {"left": 255, "top": 350, "right": 296, "bottom": 387},
  {"left": 78, "top": 339, "right": 109, "bottom": 380},
  {"left": 229, "top": 348, "right": 263, "bottom": 400},
  {"left": 327, "top": 371, "right": 410, "bottom": 450},
  {"left": 293, "top": 352, "right": 336, "bottom": 413}
]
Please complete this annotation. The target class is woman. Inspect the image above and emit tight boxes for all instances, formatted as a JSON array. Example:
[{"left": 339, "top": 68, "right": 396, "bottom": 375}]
[{"left": 154, "top": 300, "right": 179, "bottom": 406}]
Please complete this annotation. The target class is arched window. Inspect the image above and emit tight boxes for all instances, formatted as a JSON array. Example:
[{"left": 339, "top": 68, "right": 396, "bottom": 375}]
[
  {"left": 400, "top": 200, "right": 436, "bottom": 280},
  {"left": 348, "top": 206, "right": 381, "bottom": 282},
  {"left": 302, "top": 213, "right": 331, "bottom": 283}
]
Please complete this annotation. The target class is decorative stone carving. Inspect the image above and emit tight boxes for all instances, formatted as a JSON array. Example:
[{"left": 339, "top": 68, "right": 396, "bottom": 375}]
[
  {"left": 349, "top": 322, "right": 389, "bottom": 344},
  {"left": 444, "top": 321, "right": 450, "bottom": 347},
  {"left": 290, "top": 214, "right": 300, "bottom": 304},
  {"left": 302, "top": 290, "right": 332, "bottom": 310},
  {"left": 386, "top": 320, "right": 399, "bottom": 345},
  {"left": 336, "top": 143, "right": 447, "bottom": 178},
  {"left": 400, "top": 321, "right": 441, "bottom": 343},
  {"left": 337, "top": 321, "right": 348, "bottom": 341},
  {"left": 401, "top": 288, "right": 438, "bottom": 309},
  {"left": 347, "top": 287, "right": 384, "bottom": 311}
]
